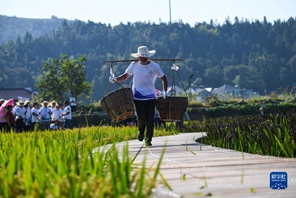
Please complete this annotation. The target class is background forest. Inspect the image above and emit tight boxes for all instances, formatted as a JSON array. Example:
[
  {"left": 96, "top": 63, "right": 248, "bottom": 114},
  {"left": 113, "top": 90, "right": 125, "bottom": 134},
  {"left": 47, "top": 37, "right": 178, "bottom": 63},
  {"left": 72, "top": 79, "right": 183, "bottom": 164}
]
[{"left": 0, "top": 15, "right": 296, "bottom": 103}]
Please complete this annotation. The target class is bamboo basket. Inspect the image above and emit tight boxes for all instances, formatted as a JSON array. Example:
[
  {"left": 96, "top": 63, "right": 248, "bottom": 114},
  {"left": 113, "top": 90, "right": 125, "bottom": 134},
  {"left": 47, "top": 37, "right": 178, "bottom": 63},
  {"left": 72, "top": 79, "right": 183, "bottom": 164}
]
[
  {"left": 156, "top": 96, "right": 188, "bottom": 121},
  {"left": 101, "top": 88, "right": 135, "bottom": 123}
]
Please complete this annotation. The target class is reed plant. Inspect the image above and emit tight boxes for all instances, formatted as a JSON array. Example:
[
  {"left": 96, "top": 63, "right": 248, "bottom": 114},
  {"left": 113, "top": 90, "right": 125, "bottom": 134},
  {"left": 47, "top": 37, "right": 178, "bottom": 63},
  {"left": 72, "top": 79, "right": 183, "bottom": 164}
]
[{"left": 0, "top": 126, "right": 171, "bottom": 198}]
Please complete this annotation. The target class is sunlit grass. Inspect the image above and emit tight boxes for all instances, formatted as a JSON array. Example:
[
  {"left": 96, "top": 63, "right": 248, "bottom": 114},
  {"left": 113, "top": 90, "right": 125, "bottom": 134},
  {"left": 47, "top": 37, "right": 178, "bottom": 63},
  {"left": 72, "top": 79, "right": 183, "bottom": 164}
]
[{"left": 0, "top": 126, "right": 172, "bottom": 197}]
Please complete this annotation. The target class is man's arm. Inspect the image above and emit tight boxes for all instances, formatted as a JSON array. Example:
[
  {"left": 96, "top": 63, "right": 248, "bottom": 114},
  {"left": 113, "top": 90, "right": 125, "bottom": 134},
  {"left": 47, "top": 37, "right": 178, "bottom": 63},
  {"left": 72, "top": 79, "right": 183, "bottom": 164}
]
[
  {"left": 161, "top": 75, "right": 168, "bottom": 91},
  {"left": 62, "top": 112, "right": 70, "bottom": 116},
  {"left": 32, "top": 109, "right": 39, "bottom": 116},
  {"left": 116, "top": 73, "right": 131, "bottom": 82}
]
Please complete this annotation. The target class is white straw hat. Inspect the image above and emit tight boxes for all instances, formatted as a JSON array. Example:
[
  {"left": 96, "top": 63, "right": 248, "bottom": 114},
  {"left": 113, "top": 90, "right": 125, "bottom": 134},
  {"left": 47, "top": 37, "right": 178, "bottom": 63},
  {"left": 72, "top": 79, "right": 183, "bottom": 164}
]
[
  {"left": 16, "top": 100, "right": 24, "bottom": 106},
  {"left": 131, "top": 46, "right": 156, "bottom": 58}
]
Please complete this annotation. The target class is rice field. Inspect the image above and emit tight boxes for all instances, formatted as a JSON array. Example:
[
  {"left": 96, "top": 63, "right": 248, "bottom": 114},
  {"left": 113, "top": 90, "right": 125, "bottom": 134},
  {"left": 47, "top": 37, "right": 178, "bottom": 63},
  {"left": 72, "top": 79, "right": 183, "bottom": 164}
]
[
  {"left": 1, "top": 109, "right": 295, "bottom": 197},
  {"left": 0, "top": 127, "right": 174, "bottom": 198}
]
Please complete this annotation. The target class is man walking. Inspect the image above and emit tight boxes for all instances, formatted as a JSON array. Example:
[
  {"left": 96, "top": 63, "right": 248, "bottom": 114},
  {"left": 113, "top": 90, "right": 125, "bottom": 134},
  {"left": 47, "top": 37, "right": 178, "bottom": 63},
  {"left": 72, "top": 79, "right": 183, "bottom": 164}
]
[{"left": 109, "top": 46, "right": 168, "bottom": 146}]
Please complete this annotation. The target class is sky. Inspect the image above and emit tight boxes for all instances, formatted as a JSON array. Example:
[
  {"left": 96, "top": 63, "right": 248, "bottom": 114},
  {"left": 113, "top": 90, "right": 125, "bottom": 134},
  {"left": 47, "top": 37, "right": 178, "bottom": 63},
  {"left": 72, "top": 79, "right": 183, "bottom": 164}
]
[{"left": 1, "top": 0, "right": 296, "bottom": 26}]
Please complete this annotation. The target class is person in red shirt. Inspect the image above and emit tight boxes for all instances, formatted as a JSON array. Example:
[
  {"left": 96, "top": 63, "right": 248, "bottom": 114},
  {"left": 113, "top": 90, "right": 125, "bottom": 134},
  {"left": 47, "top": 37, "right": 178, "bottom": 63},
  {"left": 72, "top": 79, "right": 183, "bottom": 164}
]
[{"left": 5, "top": 105, "right": 15, "bottom": 132}]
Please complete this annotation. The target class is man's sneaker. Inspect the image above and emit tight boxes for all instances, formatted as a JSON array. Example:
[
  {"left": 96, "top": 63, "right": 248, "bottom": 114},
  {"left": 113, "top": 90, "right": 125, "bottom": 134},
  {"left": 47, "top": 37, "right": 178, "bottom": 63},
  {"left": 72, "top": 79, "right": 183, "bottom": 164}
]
[
  {"left": 138, "top": 133, "right": 144, "bottom": 141},
  {"left": 145, "top": 142, "right": 152, "bottom": 146}
]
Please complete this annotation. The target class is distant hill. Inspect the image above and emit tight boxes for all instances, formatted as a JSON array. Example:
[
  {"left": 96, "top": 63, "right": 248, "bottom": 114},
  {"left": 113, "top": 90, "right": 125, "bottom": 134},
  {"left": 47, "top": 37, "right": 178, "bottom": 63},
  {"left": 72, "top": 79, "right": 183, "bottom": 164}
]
[
  {"left": 0, "top": 15, "right": 74, "bottom": 43},
  {"left": 0, "top": 15, "right": 295, "bottom": 102}
]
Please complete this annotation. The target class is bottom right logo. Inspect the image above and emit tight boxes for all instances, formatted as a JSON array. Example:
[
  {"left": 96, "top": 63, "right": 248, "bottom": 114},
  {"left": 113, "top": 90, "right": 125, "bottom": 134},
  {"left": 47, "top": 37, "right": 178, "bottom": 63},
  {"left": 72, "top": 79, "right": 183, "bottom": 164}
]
[{"left": 270, "top": 172, "right": 288, "bottom": 190}]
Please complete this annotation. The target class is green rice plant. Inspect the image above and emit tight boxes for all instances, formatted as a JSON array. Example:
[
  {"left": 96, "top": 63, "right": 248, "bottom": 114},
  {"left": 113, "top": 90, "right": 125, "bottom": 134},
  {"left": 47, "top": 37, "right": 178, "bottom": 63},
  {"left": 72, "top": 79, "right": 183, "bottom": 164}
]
[
  {"left": 236, "top": 127, "right": 244, "bottom": 160},
  {"left": 0, "top": 126, "right": 171, "bottom": 197},
  {"left": 274, "top": 135, "right": 289, "bottom": 158},
  {"left": 201, "top": 176, "right": 208, "bottom": 189},
  {"left": 200, "top": 112, "right": 296, "bottom": 158},
  {"left": 240, "top": 168, "right": 244, "bottom": 184},
  {"left": 197, "top": 132, "right": 205, "bottom": 151}
]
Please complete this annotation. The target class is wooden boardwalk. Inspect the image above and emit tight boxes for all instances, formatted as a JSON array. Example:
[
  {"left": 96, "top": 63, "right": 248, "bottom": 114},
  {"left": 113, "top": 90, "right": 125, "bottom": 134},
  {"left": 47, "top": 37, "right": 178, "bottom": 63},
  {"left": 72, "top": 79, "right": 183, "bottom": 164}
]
[{"left": 99, "top": 132, "right": 296, "bottom": 197}]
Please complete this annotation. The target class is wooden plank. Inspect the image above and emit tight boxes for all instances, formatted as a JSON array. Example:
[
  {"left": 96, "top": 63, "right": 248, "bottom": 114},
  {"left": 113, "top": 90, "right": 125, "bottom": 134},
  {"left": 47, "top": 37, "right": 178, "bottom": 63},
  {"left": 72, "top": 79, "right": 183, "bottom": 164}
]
[{"left": 96, "top": 133, "right": 296, "bottom": 197}]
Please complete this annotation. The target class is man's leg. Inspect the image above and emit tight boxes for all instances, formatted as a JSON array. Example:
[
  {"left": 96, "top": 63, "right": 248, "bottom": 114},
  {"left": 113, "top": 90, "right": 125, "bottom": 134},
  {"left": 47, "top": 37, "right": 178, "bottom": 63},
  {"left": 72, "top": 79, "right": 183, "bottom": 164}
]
[
  {"left": 39, "top": 122, "right": 46, "bottom": 131},
  {"left": 64, "top": 119, "right": 72, "bottom": 129},
  {"left": 69, "top": 120, "right": 73, "bottom": 129},
  {"left": 64, "top": 119, "right": 69, "bottom": 129},
  {"left": 45, "top": 121, "right": 51, "bottom": 130},
  {"left": 134, "top": 100, "right": 146, "bottom": 141},
  {"left": 15, "top": 119, "right": 24, "bottom": 132},
  {"left": 145, "top": 100, "right": 156, "bottom": 144}
]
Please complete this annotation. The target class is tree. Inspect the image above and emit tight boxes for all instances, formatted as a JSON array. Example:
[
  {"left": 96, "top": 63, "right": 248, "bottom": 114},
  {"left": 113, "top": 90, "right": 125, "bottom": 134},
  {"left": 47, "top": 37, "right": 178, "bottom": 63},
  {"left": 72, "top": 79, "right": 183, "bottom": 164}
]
[
  {"left": 36, "top": 54, "right": 93, "bottom": 103},
  {"left": 202, "top": 66, "right": 224, "bottom": 87},
  {"left": 223, "top": 64, "right": 265, "bottom": 92}
]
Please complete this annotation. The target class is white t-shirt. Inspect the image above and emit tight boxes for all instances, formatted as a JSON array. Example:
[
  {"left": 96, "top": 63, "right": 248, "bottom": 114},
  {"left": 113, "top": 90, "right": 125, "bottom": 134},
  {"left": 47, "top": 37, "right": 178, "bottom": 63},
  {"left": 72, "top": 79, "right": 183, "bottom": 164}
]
[
  {"left": 24, "top": 107, "right": 31, "bottom": 119},
  {"left": 12, "top": 105, "right": 18, "bottom": 114},
  {"left": 14, "top": 106, "right": 26, "bottom": 119},
  {"left": 39, "top": 106, "right": 51, "bottom": 121},
  {"left": 63, "top": 105, "right": 72, "bottom": 119},
  {"left": 125, "top": 61, "right": 164, "bottom": 100},
  {"left": 31, "top": 107, "right": 39, "bottom": 123},
  {"left": 51, "top": 107, "right": 62, "bottom": 121}
]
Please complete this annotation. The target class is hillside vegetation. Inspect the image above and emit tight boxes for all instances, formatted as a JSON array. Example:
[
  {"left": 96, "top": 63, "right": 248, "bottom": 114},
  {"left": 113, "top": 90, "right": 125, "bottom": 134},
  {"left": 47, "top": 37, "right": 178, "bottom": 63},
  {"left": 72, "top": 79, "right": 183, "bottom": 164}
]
[
  {"left": 0, "top": 16, "right": 296, "bottom": 102},
  {"left": 0, "top": 15, "right": 74, "bottom": 43}
]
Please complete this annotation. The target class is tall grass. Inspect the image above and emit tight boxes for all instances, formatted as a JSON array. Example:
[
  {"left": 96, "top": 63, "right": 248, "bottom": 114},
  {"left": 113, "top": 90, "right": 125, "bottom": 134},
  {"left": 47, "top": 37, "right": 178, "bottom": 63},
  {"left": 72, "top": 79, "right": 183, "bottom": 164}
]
[
  {"left": 0, "top": 126, "right": 170, "bottom": 197},
  {"left": 199, "top": 112, "right": 296, "bottom": 158}
]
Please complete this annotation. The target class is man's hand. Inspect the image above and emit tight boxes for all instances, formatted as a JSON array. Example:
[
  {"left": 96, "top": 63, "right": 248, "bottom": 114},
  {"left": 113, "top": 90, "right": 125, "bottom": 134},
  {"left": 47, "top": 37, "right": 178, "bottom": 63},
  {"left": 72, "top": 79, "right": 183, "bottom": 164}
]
[
  {"left": 163, "top": 91, "right": 168, "bottom": 99},
  {"left": 109, "top": 76, "right": 117, "bottom": 83}
]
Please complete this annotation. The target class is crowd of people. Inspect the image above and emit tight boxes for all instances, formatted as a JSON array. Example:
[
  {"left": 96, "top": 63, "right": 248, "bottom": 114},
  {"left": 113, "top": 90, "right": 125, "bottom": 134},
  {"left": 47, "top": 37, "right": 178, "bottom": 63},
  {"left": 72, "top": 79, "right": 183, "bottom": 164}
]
[{"left": 0, "top": 99, "right": 73, "bottom": 133}]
